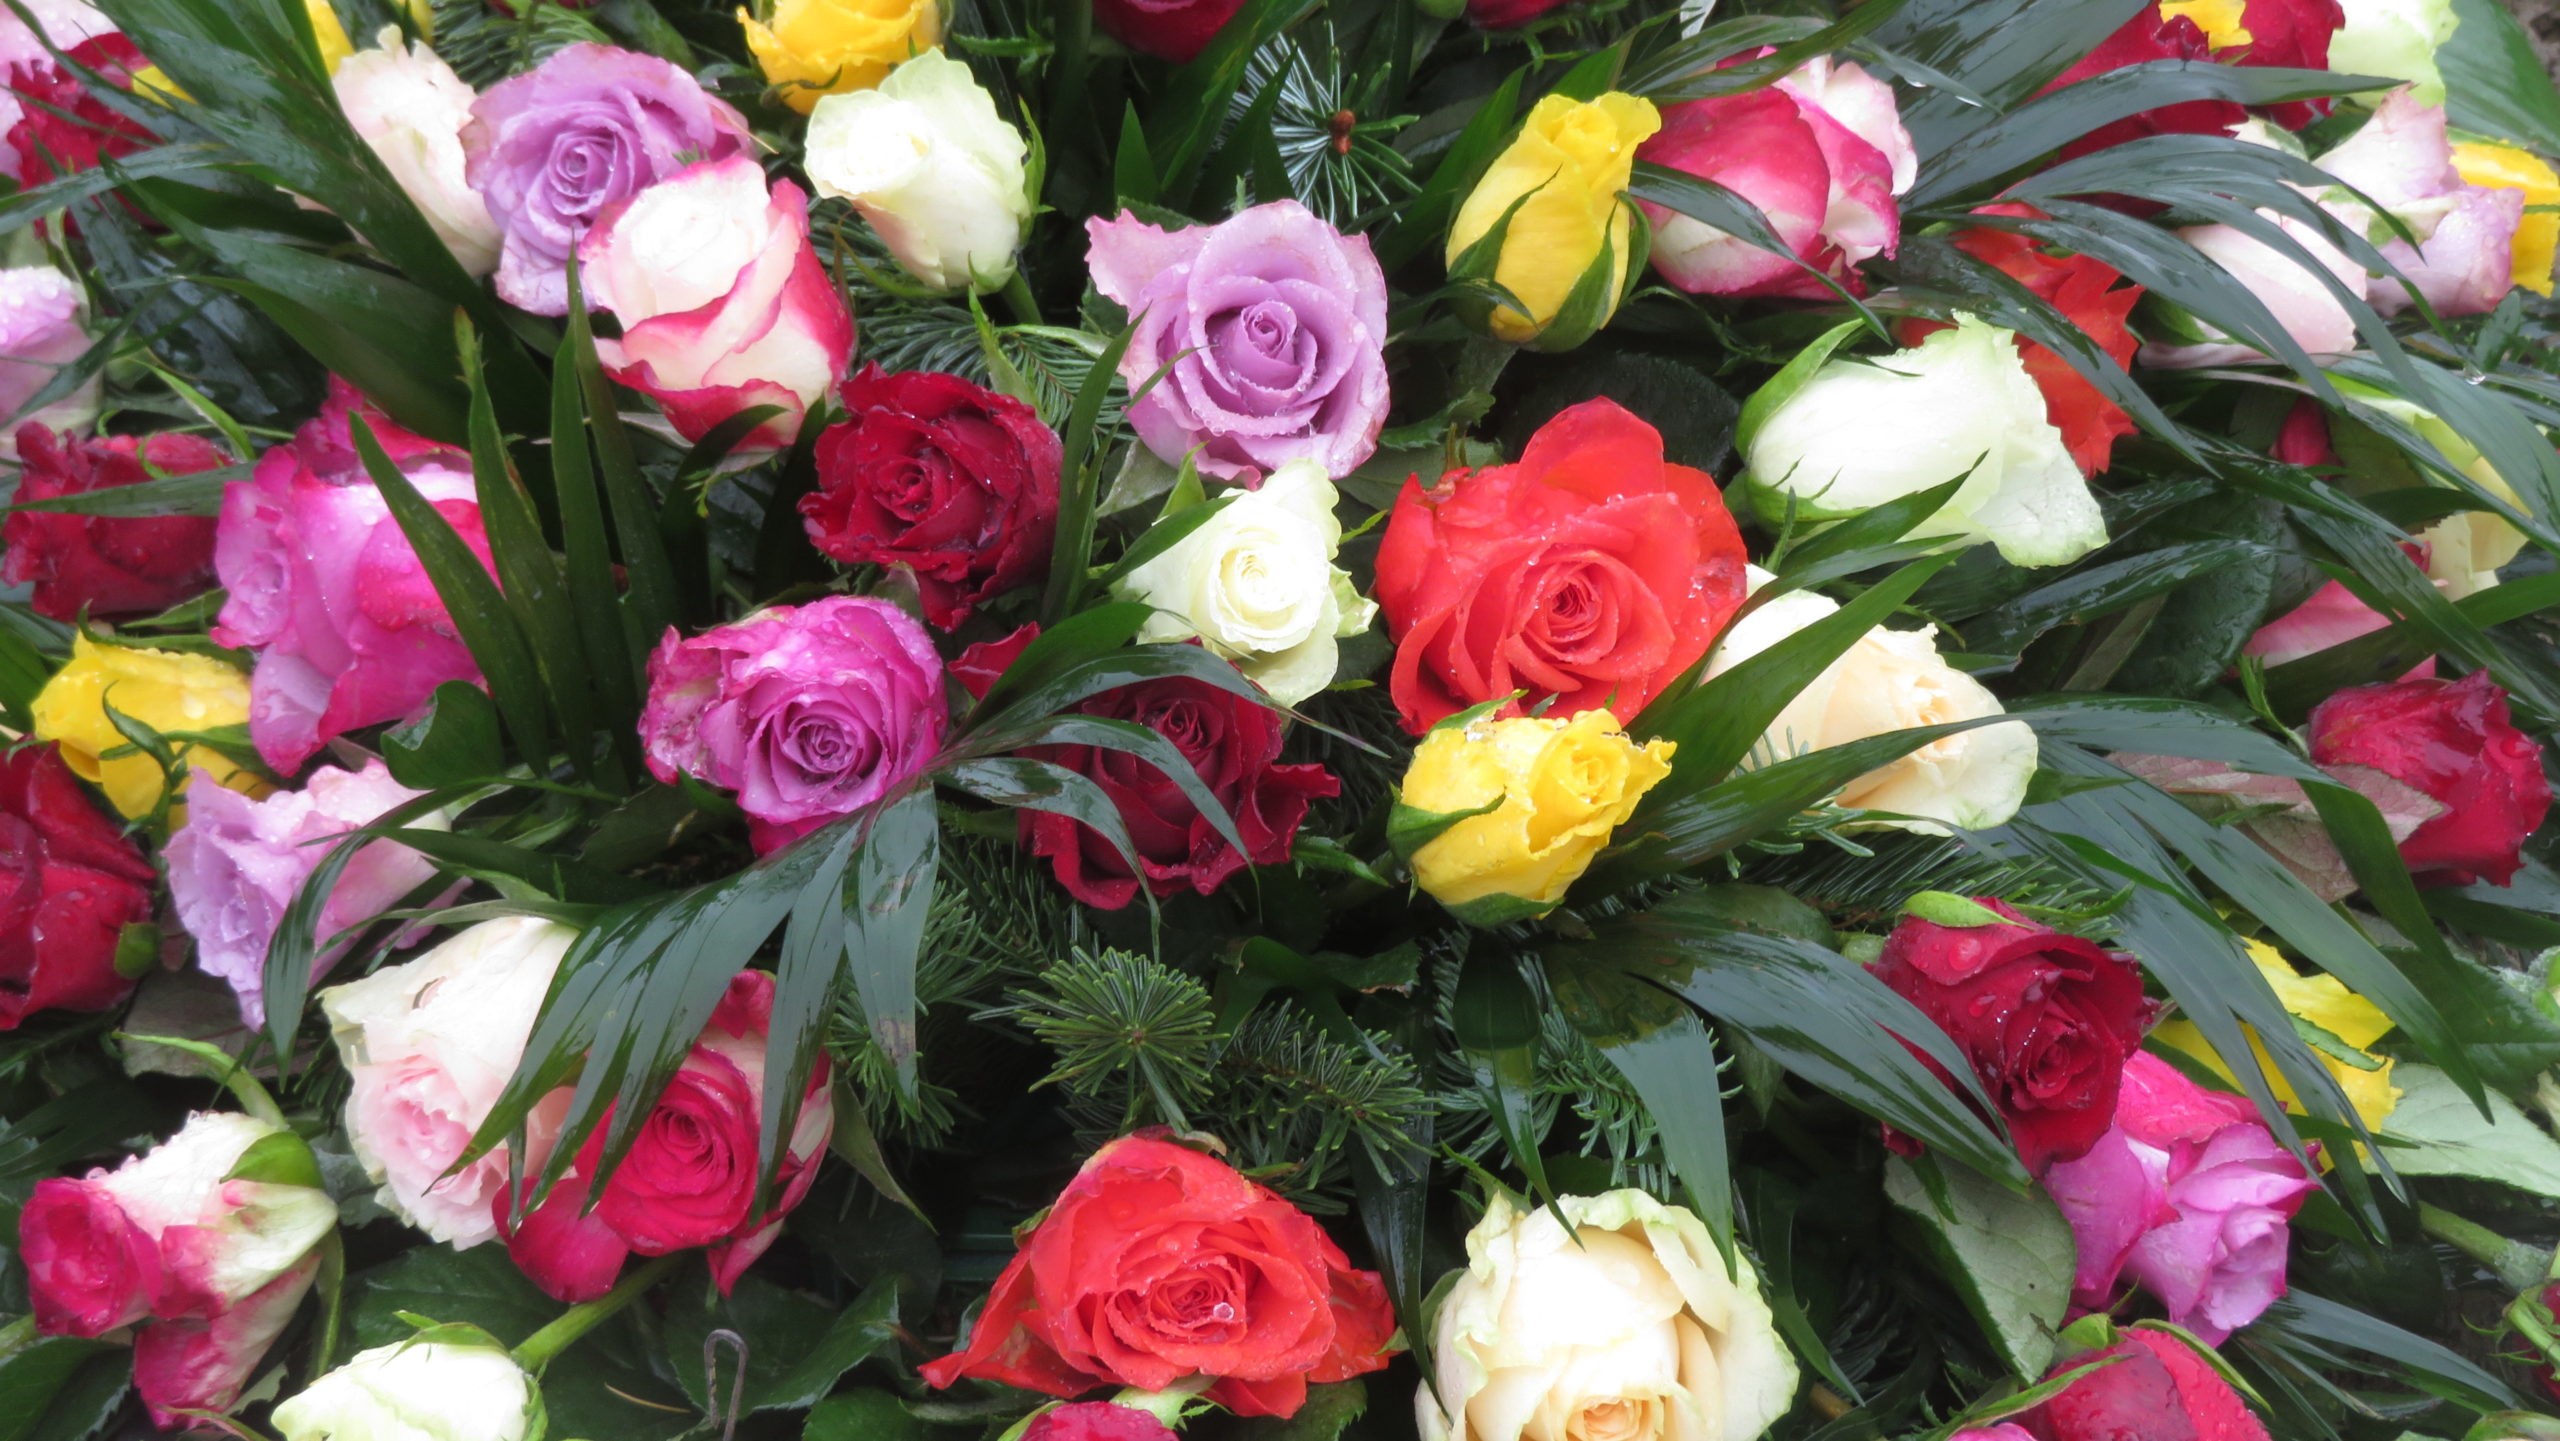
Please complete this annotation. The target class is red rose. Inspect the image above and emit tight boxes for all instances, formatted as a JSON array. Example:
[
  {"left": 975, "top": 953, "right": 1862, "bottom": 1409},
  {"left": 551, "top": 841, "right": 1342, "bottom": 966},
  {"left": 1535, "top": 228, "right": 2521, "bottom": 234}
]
[
  {"left": 920, "top": 1135, "right": 1399, "bottom": 1419},
  {"left": 1374, "top": 398, "right": 1747, "bottom": 734},
  {"left": 499, "top": 971, "right": 833, "bottom": 1301},
  {"left": 1023, "top": 1404, "right": 1180, "bottom": 1441},
  {"left": 1093, "top": 0, "right": 1247, "bottom": 63},
  {"left": 2271, "top": 396, "right": 2336, "bottom": 468},
  {"left": 1897, "top": 208, "right": 2143, "bottom": 476},
  {"left": 2216, "top": 0, "right": 2346, "bottom": 129},
  {"left": 1869, "top": 899, "right": 2154, "bottom": 1173},
  {"left": 0, "top": 744, "right": 153, "bottom": 1030},
  {"left": 7, "top": 35, "right": 155, "bottom": 190},
  {"left": 2307, "top": 672, "right": 2552, "bottom": 886},
  {"left": 2, "top": 424, "right": 228, "bottom": 621},
  {"left": 2019, "top": 1329, "right": 2271, "bottom": 1441},
  {"left": 2039, "top": 13, "right": 2245, "bottom": 162},
  {"left": 1467, "top": 0, "right": 1580, "bottom": 26},
  {"left": 800, "top": 365, "right": 1061, "bottom": 630}
]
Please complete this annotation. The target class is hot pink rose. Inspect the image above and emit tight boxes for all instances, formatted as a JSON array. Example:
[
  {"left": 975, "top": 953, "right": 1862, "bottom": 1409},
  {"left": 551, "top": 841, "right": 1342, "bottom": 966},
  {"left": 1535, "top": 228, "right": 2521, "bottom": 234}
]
[
  {"left": 581, "top": 154, "right": 854, "bottom": 448},
  {"left": 2022, "top": 1327, "right": 2272, "bottom": 1441},
  {"left": 211, "top": 380, "right": 494, "bottom": 773},
  {"left": 2044, "top": 1053, "right": 2314, "bottom": 1343},
  {"left": 1636, "top": 55, "right": 1915, "bottom": 299}
]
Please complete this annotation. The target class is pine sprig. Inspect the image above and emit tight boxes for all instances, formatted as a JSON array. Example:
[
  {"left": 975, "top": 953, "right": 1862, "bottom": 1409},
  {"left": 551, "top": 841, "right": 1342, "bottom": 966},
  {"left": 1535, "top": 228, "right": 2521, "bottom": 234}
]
[
  {"left": 1749, "top": 834, "right": 2114, "bottom": 932},
  {"left": 426, "top": 0, "right": 610, "bottom": 88},
  {"left": 1212, "top": 1008, "right": 1431, "bottom": 1205},
  {"left": 997, "top": 949, "right": 1223, "bottom": 1131}
]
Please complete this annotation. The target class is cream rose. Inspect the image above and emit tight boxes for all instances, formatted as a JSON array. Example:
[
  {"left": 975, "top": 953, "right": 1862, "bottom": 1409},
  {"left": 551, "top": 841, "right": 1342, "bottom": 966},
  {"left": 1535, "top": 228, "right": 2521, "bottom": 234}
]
[
  {"left": 1114, "top": 458, "right": 1377, "bottom": 705},
  {"left": 803, "top": 47, "right": 1031, "bottom": 293},
  {"left": 321, "top": 916, "right": 575, "bottom": 1248},
  {"left": 1705, "top": 567, "right": 2037, "bottom": 832},
  {"left": 333, "top": 28, "right": 502, "bottom": 277},
  {"left": 273, "top": 1332, "right": 536, "bottom": 1441},
  {"left": 1418, "top": 1189, "right": 1798, "bottom": 1441},
  {"left": 2332, "top": 0, "right": 2459, "bottom": 106}
]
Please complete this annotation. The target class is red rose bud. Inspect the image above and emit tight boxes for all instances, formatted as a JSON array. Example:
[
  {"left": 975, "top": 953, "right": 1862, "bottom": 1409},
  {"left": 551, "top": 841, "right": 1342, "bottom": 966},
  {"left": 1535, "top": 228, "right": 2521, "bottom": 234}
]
[
  {"left": 0, "top": 744, "right": 155, "bottom": 1030},
  {"left": 1093, "top": 0, "right": 1247, "bottom": 63},
  {"left": 800, "top": 365, "right": 1061, "bottom": 631},
  {"left": 922, "top": 1135, "right": 1398, "bottom": 1418},
  {"left": 951, "top": 622, "right": 1040, "bottom": 702},
  {"left": 1467, "top": 0, "right": 1581, "bottom": 26},
  {"left": 2, "top": 424, "right": 228, "bottom": 621},
  {"left": 1870, "top": 898, "right": 2154, "bottom": 1173},
  {"left": 2023, "top": 1328, "right": 2271, "bottom": 1441},
  {"left": 1023, "top": 1403, "right": 1181, "bottom": 1441},
  {"left": 2308, "top": 672, "right": 2552, "bottom": 887}
]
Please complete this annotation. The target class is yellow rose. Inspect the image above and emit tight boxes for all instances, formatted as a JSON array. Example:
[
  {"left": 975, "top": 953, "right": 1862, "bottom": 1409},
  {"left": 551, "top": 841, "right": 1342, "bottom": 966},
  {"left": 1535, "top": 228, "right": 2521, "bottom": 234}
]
[
  {"left": 309, "top": 0, "right": 354, "bottom": 74},
  {"left": 1398, "top": 708, "right": 1673, "bottom": 919},
  {"left": 738, "top": 0, "right": 940, "bottom": 114},
  {"left": 1446, "top": 91, "right": 1661, "bottom": 351},
  {"left": 2159, "top": 0, "right": 2249, "bottom": 46},
  {"left": 2153, "top": 940, "right": 2402, "bottom": 1141},
  {"left": 2453, "top": 140, "right": 2560, "bottom": 296},
  {"left": 30, "top": 635, "right": 265, "bottom": 821}
]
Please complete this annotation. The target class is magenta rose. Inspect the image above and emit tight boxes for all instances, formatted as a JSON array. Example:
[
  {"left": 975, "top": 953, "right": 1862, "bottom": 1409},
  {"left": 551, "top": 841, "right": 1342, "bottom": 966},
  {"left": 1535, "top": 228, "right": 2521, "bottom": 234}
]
[
  {"left": 2308, "top": 671, "right": 2552, "bottom": 887},
  {"left": 639, "top": 594, "right": 948, "bottom": 853},
  {"left": 1023, "top": 1404, "right": 1181, "bottom": 1441},
  {"left": 211, "top": 380, "right": 494, "bottom": 773},
  {"left": 165, "top": 759, "right": 443, "bottom": 1028},
  {"left": 461, "top": 42, "right": 753, "bottom": 316},
  {"left": 1092, "top": 0, "right": 1245, "bottom": 62},
  {"left": 1086, "top": 200, "right": 1389, "bottom": 486},
  {"left": 2045, "top": 1052, "right": 2315, "bottom": 1343}
]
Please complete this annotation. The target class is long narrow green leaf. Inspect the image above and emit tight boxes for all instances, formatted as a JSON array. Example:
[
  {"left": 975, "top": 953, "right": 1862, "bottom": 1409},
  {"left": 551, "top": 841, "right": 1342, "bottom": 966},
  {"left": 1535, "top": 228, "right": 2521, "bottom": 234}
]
[
  {"left": 546, "top": 298, "right": 644, "bottom": 764},
  {"left": 1042, "top": 324, "right": 1140, "bottom": 624},
  {"left": 843, "top": 790, "right": 938, "bottom": 1102},
  {"left": 563, "top": 266, "right": 680, "bottom": 656}
]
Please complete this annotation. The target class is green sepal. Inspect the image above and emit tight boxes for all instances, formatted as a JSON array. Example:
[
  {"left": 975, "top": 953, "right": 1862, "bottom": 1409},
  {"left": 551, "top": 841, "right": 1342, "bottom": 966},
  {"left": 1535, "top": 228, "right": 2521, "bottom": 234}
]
[
  {"left": 224, "top": 1128, "right": 325, "bottom": 1190},
  {"left": 2052, "top": 1312, "right": 2118, "bottom": 1361},
  {"left": 113, "top": 921, "right": 160, "bottom": 980},
  {"left": 1385, "top": 794, "right": 1506, "bottom": 865},
  {"left": 1440, "top": 889, "right": 1564, "bottom": 929},
  {"left": 1735, "top": 318, "right": 1867, "bottom": 457},
  {"left": 117, "top": 1031, "right": 288, "bottom": 1126},
  {"left": 1904, "top": 892, "right": 2011, "bottom": 929}
]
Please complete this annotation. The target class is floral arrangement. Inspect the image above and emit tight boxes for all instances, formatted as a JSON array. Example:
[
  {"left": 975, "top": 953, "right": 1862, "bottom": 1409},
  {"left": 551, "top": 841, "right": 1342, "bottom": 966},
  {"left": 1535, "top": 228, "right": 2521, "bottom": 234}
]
[{"left": 6, "top": 0, "right": 2560, "bottom": 1437}]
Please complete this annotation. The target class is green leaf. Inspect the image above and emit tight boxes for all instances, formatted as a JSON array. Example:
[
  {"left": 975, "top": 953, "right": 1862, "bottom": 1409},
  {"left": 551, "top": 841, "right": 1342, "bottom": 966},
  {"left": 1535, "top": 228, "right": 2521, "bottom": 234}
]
[
  {"left": 382, "top": 680, "right": 507, "bottom": 791},
  {"left": 2383, "top": 1063, "right": 2560, "bottom": 1197},
  {"left": 3, "top": 467, "right": 238, "bottom": 518},
  {"left": 2443, "top": 0, "right": 2560, "bottom": 152},
  {"left": 1042, "top": 323, "right": 1139, "bottom": 624},
  {"left": 1376, "top": 67, "right": 1523, "bottom": 273},
  {"left": 0, "top": 1327, "right": 119, "bottom": 1441},
  {"left": 1564, "top": 981, "right": 1734, "bottom": 1263},
  {"left": 1885, "top": 1151, "right": 2074, "bottom": 1379},
  {"left": 564, "top": 264, "right": 682, "bottom": 654},
  {"left": 2253, "top": 1289, "right": 2525, "bottom": 1413},
  {"left": 660, "top": 1271, "right": 899, "bottom": 1415},
  {"left": 802, "top": 1390, "right": 970, "bottom": 1441},
  {"left": 547, "top": 296, "right": 645, "bottom": 756},
  {"left": 1630, "top": 167, "right": 1888, "bottom": 333},
  {"left": 840, "top": 788, "right": 939, "bottom": 1104},
  {"left": 1968, "top": 540, "right": 2262, "bottom": 660},
  {"left": 1231, "top": 1380, "right": 1368, "bottom": 1440},
  {"left": 940, "top": 757, "right": 1150, "bottom": 891},
  {"left": 1872, "top": 0, "right": 2152, "bottom": 153}
]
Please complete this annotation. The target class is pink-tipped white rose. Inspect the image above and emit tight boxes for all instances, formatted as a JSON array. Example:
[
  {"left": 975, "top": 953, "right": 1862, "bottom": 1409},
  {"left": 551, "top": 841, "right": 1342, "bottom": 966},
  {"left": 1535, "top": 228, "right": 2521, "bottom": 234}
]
[
  {"left": 322, "top": 915, "right": 575, "bottom": 1250},
  {"left": 580, "top": 153, "right": 854, "bottom": 448},
  {"left": 2316, "top": 89, "right": 2524, "bottom": 317},
  {"left": 333, "top": 27, "right": 503, "bottom": 277}
]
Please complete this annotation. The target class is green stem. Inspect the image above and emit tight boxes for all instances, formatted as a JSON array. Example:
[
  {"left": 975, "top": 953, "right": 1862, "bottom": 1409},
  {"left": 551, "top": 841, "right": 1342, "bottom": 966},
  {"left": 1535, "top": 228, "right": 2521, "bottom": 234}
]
[
  {"left": 2419, "top": 1201, "right": 2551, "bottom": 1292},
  {"left": 999, "top": 268, "right": 1044, "bottom": 328},
  {"left": 511, "top": 1255, "right": 683, "bottom": 1370}
]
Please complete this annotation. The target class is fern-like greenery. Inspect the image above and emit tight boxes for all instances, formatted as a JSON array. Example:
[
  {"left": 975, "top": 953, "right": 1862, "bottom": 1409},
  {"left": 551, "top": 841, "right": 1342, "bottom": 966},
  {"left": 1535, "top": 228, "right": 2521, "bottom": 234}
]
[{"left": 425, "top": 0, "right": 610, "bottom": 89}]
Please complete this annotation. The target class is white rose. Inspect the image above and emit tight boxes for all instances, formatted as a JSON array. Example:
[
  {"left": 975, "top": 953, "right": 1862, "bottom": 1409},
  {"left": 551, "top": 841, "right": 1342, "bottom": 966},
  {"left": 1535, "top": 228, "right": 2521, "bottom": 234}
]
[
  {"left": 333, "top": 28, "right": 501, "bottom": 278},
  {"left": 2332, "top": 0, "right": 2459, "bottom": 106},
  {"left": 1742, "top": 315, "right": 2107, "bottom": 568},
  {"left": 321, "top": 916, "right": 576, "bottom": 1248},
  {"left": 273, "top": 1334, "right": 536, "bottom": 1441},
  {"left": 1418, "top": 1189, "right": 1798, "bottom": 1441},
  {"left": 579, "top": 152, "right": 771, "bottom": 322},
  {"left": 803, "top": 47, "right": 1032, "bottom": 294},
  {"left": 1705, "top": 566, "right": 2038, "bottom": 833},
  {"left": 2140, "top": 212, "right": 2365, "bottom": 368},
  {"left": 2339, "top": 385, "right": 2528, "bottom": 598},
  {"left": 1114, "top": 458, "right": 1377, "bottom": 705}
]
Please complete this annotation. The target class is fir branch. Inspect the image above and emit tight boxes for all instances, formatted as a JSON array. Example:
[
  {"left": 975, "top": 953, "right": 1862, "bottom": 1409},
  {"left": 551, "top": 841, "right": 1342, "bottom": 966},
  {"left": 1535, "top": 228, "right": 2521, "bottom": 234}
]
[
  {"left": 426, "top": 0, "right": 610, "bottom": 89},
  {"left": 995, "top": 949, "right": 1222, "bottom": 1132}
]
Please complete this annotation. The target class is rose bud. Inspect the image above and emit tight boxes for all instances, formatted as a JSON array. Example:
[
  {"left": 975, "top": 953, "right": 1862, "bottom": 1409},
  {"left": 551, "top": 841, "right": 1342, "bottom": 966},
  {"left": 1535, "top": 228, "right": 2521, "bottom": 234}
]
[
  {"left": 274, "top": 1329, "right": 538, "bottom": 1441},
  {"left": 2139, "top": 211, "right": 2364, "bottom": 369},
  {"left": 0, "top": 744, "right": 155, "bottom": 1030},
  {"left": 2047, "top": 1053, "right": 2315, "bottom": 1341},
  {"left": 639, "top": 595, "right": 947, "bottom": 854},
  {"left": 1638, "top": 55, "right": 1915, "bottom": 300},
  {"left": 2317, "top": 89, "right": 2524, "bottom": 317},
  {"left": 923, "top": 1135, "right": 1398, "bottom": 1419},
  {"left": 31, "top": 633, "right": 261, "bottom": 820},
  {"left": 2308, "top": 671, "right": 2553, "bottom": 887},
  {"left": 1088, "top": 200, "right": 1391, "bottom": 486},
  {"left": 1396, "top": 709, "right": 1673, "bottom": 924},
  {"left": 1417, "top": 1189, "right": 1796, "bottom": 1441},
  {"left": 1743, "top": 316, "right": 2109, "bottom": 568},
  {"left": 333, "top": 28, "right": 502, "bottom": 277},
  {"left": 1093, "top": 0, "right": 1245, "bottom": 62},
  {"left": 2023, "top": 1326, "right": 2273, "bottom": 1441},
  {"left": 579, "top": 154, "right": 854, "bottom": 448},
  {"left": 805, "top": 48, "right": 1033, "bottom": 294},
  {"left": 2, "top": 424, "right": 226, "bottom": 621},
  {"left": 1466, "top": 0, "right": 1582, "bottom": 25},
  {"left": 1022, "top": 1404, "right": 1180, "bottom": 1441},
  {"left": 739, "top": 0, "right": 941, "bottom": 114},
  {"left": 1447, "top": 93, "right": 1660, "bottom": 351},
  {"left": 2333, "top": 0, "right": 2458, "bottom": 104},
  {"left": 0, "top": 267, "right": 98, "bottom": 449}
]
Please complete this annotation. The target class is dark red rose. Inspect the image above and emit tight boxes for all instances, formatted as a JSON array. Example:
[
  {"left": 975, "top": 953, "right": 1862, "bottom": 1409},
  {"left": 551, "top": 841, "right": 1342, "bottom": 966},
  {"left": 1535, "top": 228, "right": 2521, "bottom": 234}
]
[
  {"left": 2039, "top": 13, "right": 2246, "bottom": 163},
  {"left": 800, "top": 365, "right": 1060, "bottom": 630},
  {"left": 2217, "top": 0, "right": 2346, "bottom": 129},
  {"left": 922, "top": 1135, "right": 1399, "bottom": 1419},
  {"left": 2020, "top": 1328, "right": 2271, "bottom": 1441},
  {"left": 0, "top": 744, "right": 153, "bottom": 1030},
  {"left": 2308, "top": 672, "right": 2552, "bottom": 886},
  {"left": 1093, "top": 0, "right": 1248, "bottom": 63},
  {"left": 951, "top": 622, "right": 1039, "bottom": 703},
  {"left": 2272, "top": 397, "right": 2336, "bottom": 468},
  {"left": 1468, "top": 0, "right": 1581, "bottom": 26},
  {"left": 2, "top": 424, "right": 228, "bottom": 621},
  {"left": 1022, "top": 1404, "right": 1180, "bottom": 1441},
  {"left": 1870, "top": 898, "right": 2155, "bottom": 1173},
  {"left": 7, "top": 35, "right": 155, "bottom": 190}
]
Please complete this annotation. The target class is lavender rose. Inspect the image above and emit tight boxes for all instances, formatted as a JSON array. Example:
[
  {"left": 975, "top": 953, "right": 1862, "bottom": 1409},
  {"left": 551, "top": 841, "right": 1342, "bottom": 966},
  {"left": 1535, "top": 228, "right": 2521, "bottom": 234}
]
[
  {"left": 460, "top": 43, "right": 752, "bottom": 316},
  {"left": 0, "top": 265, "right": 97, "bottom": 448},
  {"left": 1086, "top": 199, "right": 1389, "bottom": 487},
  {"left": 639, "top": 596, "right": 947, "bottom": 853}
]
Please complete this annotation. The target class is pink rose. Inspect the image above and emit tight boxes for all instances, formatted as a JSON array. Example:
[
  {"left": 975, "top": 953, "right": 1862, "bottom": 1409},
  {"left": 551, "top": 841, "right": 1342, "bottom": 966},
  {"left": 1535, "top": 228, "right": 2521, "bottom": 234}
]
[
  {"left": 2045, "top": 1053, "right": 2314, "bottom": 1343},
  {"left": 2243, "top": 575, "right": 2435, "bottom": 680},
  {"left": 1951, "top": 1429, "right": 2039, "bottom": 1441},
  {"left": 1637, "top": 55, "right": 1915, "bottom": 299},
  {"left": 581, "top": 154, "right": 854, "bottom": 448},
  {"left": 2317, "top": 90, "right": 2524, "bottom": 318},
  {"left": 211, "top": 380, "right": 494, "bottom": 773},
  {"left": 166, "top": 758, "right": 444, "bottom": 1028}
]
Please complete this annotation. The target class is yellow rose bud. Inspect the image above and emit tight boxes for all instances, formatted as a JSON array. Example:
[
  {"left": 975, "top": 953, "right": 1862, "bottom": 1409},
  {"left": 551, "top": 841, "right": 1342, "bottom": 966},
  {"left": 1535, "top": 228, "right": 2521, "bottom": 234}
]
[
  {"left": 1446, "top": 91, "right": 1661, "bottom": 351},
  {"left": 2159, "top": 0, "right": 2250, "bottom": 46},
  {"left": 30, "top": 634, "right": 265, "bottom": 821},
  {"left": 1399, "top": 708, "right": 1673, "bottom": 919},
  {"left": 309, "top": 0, "right": 354, "bottom": 75},
  {"left": 737, "top": 0, "right": 941, "bottom": 115},
  {"left": 2453, "top": 140, "right": 2560, "bottom": 296},
  {"left": 2153, "top": 939, "right": 2402, "bottom": 1145}
]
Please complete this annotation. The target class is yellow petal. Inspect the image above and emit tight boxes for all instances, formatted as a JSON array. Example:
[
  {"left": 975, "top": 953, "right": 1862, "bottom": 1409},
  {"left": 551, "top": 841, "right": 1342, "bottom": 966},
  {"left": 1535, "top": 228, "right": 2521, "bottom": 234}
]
[
  {"left": 2160, "top": 0, "right": 2251, "bottom": 47},
  {"left": 29, "top": 635, "right": 264, "bottom": 821},
  {"left": 2454, "top": 140, "right": 2560, "bottom": 296}
]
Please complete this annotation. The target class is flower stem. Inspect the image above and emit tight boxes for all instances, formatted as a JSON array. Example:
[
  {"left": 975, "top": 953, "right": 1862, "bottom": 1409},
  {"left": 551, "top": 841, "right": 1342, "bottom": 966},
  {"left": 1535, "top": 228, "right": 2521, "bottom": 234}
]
[
  {"left": 999, "top": 269, "right": 1043, "bottom": 327},
  {"left": 512, "top": 1255, "right": 683, "bottom": 1371},
  {"left": 2418, "top": 1201, "right": 2551, "bottom": 1292}
]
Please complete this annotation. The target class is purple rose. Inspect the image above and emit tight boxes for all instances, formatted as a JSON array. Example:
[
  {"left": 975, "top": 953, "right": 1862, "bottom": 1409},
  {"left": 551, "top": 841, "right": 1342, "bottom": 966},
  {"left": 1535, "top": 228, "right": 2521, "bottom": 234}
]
[
  {"left": 1086, "top": 199, "right": 1389, "bottom": 487},
  {"left": 639, "top": 595, "right": 947, "bottom": 853},
  {"left": 165, "top": 759, "right": 443, "bottom": 1027},
  {"left": 460, "top": 43, "right": 751, "bottom": 316}
]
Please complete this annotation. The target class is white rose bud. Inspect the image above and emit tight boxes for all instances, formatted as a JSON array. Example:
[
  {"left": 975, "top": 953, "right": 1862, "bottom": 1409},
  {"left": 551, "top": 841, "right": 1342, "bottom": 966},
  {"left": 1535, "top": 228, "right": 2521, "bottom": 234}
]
[
  {"left": 1114, "top": 458, "right": 1378, "bottom": 706},
  {"left": 1418, "top": 1189, "right": 1798, "bottom": 1441},
  {"left": 2332, "top": 0, "right": 2460, "bottom": 107},
  {"left": 273, "top": 1333, "right": 537, "bottom": 1441},
  {"left": 803, "top": 47, "right": 1032, "bottom": 294},
  {"left": 1705, "top": 566, "right": 2038, "bottom": 833},
  {"left": 1743, "top": 315, "right": 2107, "bottom": 568},
  {"left": 332, "top": 28, "right": 502, "bottom": 278},
  {"left": 2139, "top": 211, "right": 2365, "bottom": 369}
]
